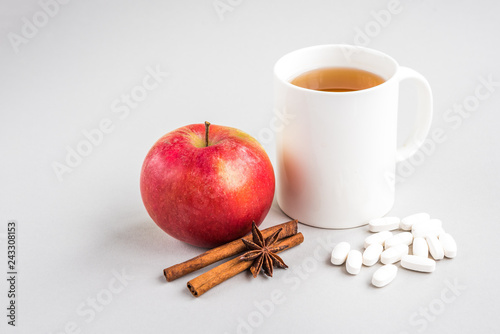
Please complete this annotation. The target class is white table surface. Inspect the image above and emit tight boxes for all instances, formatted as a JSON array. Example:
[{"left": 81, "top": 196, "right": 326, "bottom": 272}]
[{"left": 1, "top": 1, "right": 499, "bottom": 333}]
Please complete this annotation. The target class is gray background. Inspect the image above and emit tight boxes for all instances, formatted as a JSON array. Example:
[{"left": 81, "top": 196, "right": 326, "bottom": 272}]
[{"left": 1, "top": 0, "right": 499, "bottom": 333}]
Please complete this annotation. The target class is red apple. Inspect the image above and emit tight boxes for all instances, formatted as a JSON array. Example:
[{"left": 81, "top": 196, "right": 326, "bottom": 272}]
[{"left": 140, "top": 122, "right": 275, "bottom": 248}]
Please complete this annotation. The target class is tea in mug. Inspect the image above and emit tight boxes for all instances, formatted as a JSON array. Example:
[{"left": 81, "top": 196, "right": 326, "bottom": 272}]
[{"left": 290, "top": 67, "right": 385, "bottom": 92}]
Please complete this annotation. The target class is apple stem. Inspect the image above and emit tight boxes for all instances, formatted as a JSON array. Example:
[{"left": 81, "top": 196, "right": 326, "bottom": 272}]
[{"left": 204, "top": 121, "right": 211, "bottom": 147}]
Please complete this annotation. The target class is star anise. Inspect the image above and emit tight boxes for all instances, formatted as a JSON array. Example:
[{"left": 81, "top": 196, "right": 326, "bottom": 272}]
[{"left": 240, "top": 222, "right": 289, "bottom": 278}]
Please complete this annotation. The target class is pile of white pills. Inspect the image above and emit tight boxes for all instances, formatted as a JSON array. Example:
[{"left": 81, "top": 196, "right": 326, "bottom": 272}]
[{"left": 330, "top": 213, "right": 457, "bottom": 288}]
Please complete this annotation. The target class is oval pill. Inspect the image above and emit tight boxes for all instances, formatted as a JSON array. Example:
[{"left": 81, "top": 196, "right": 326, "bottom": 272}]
[
  {"left": 364, "top": 231, "right": 393, "bottom": 248},
  {"left": 400, "top": 212, "right": 430, "bottom": 230},
  {"left": 362, "top": 243, "right": 383, "bottom": 266},
  {"left": 413, "top": 227, "right": 445, "bottom": 238},
  {"left": 412, "top": 237, "right": 429, "bottom": 258},
  {"left": 331, "top": 242, "right": 351, "bottom": 265},
  {"left": 346, "top": 250, "right": 362, "bottom": 275},
  {"left": 401, "top": 255, "right": 436, "bottom": 272},
  {"left": 412, "top": 219, "right": 444, "bottom": 238},
  {"left": 439, "top": 233, "right": 457, "bottom": 258},
  {"left": 380, "top": 244, "right": 408, "bottom": 264},
  {"left": 368, "top": 217, "right": 400, "bottom": 232},
  {"left": 384, "top": 232, "right": 413, "bottom": 249},
  {"left": 426, "top": 235, "right": 444, "bottom": 260},
  {"left": 372, "top": 264, "right": 398, "bottom": 287}
]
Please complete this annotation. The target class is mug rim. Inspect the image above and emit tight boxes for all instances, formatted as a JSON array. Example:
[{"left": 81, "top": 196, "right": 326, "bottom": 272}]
[{"left": 274, "top": 44, "right": 400, "bottom": 96}]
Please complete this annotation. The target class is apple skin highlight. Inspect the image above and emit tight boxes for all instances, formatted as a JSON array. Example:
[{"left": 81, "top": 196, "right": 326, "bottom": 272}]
[{"left": 140, "top": 123, "right": 275, "bottom": 248}]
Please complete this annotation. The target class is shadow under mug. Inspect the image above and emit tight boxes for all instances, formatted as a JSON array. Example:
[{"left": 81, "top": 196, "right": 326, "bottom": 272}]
[{"left": 274, "top": 44, "right": 433, "bottom": 229}]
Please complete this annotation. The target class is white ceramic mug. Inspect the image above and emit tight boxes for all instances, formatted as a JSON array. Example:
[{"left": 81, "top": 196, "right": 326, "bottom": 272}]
[{"left": 274, "top": 45, "right": 433, "bottom": 229}]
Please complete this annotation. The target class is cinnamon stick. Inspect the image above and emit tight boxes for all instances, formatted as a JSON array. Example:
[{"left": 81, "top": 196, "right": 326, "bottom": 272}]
[
  {"left": 164, "top": 220, "right": 298, "bottom": 282},
  {"left": 187, "top": 232, "right": 304, "bottom": 297}
]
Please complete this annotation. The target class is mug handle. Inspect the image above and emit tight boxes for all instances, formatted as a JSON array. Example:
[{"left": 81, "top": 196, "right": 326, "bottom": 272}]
[{"left": 396, "top": 66, "right": 433, "bottom": 162}]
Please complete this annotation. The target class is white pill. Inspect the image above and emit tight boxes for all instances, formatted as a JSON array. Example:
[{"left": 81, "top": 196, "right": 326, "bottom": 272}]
[
  {"left": 412, "top": 219, "right": 444, "bottom": 238},
  {"left": 331, "top": 242, "right": 351, "bottom": 265},
  {"left": 412, "top": 237, "right": 429, "bottom": 258},
  {"left": 413, "top": 226, "right": 445, "bottom": 238},
  {"left": 439, "top": 233, "right": 457, "bottom": 258},
  {"left": 372, "top": 264, "right": 398, "bottom": 287},
  {"left": 400, "top": 212, "right": 430, "bottom": 230},
  {"left": 362, "top": 243, "right": 383, "bottom": 266},
  {"left": 426, "top": 235, "right": 444, "bottom": 260},
  {"left": 412, "top": 218, "right": 442, "bottom": 230},
  {"left": 364, "top": 231, "right": 393, "bottom": 248},
  {"left": 368, "top": 217, "right": 400, "bottom": 232},
  {"left": 346, "top": 250, "right": 362, "bottom": 275},
  {"left": 384, "top": 232, "right": 413, "bottom": 249},
  {"left": 401, "top": 255, "right": 436, "bottom": 273},
  {"left": 381, "top": 244, "right": 409, "bottom": 264}
]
